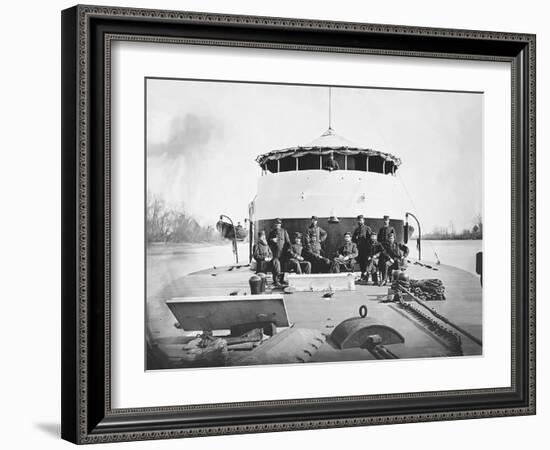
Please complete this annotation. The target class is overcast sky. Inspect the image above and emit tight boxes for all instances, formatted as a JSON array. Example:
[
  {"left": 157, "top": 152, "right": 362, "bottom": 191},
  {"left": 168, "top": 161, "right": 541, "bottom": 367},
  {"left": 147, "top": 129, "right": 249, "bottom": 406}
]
[{"left": 146, "top": 78, "right": 482, "bottom": 232}]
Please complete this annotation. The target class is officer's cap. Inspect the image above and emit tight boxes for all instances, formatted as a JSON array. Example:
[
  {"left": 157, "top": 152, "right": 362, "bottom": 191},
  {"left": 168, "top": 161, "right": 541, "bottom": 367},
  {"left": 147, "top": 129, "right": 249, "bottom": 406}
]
[
  {"left": 275, "top": 218, "right": 282, "bottom": 224},
  {"left": 383, "top": 215, "right": 390, "bottom": 220},
  {"left": 357, "top": 214, "right": 364, "bottom": 220},
  {"left": 311, "top": 215, "right": 318, "bottom": 220}
]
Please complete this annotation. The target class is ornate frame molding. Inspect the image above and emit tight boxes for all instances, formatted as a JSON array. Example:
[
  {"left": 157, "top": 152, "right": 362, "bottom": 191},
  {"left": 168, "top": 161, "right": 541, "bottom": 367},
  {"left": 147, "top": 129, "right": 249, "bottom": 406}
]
[{"left": 62, "top": 5, "right": 536, "bottom": 444}]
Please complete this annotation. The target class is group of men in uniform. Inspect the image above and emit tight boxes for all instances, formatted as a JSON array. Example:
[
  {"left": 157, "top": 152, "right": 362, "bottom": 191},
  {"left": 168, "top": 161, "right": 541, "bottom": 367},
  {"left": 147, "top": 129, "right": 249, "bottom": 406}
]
[
  {"left": 252, "top": 215, "right": 409, "bottom": 287},
  {"left": 252, "top": 216, "right": 324, "bottom": 288},
  {"left": 347, "top": 214, "right": 410, "bottom": 285}
]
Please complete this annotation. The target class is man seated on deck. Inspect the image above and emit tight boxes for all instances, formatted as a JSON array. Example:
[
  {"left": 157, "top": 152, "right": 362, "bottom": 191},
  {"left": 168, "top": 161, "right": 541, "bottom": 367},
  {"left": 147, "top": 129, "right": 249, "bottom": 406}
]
[
  {"left": 253, "top": 230, "right": 281, "bottom": 287},
  {"left": 303, "top": 234, "right": 331, "bottom": 273},
  {"left": 379, "top": 232, "right": 409, "bottom": 286},
  {"left": 286, "top": 232, "right": 311, "bottom": 275},
  {"left": 330, "top": 232, "right": 359, "bottom": 273},
  {"left": 364, "top": 232, "right": 385, "bottom": 285},
  {"left": 323, "top": 152, "right": 340, "bottom": 171}
]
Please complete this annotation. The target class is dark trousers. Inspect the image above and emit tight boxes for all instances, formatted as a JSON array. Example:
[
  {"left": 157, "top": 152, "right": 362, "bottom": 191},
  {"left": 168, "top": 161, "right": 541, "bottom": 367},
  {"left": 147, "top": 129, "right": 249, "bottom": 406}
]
[
  {"left": 330, "top": 258, "right": 356, "bottom": 273},
  {"left": 305, "top": 253, "right": 331, "bottom": 273},
  {"left": 357, "top": 246, "right": 369, "bottom": 274},
  {"left": 287, "top": 258, "right": 311, "bottom": 274},
  {"left": 256, "top": 259, "right": 281, "bottom": 282},
  {"left": 365, "top": 257, "right": 380, "bottom": 283}
]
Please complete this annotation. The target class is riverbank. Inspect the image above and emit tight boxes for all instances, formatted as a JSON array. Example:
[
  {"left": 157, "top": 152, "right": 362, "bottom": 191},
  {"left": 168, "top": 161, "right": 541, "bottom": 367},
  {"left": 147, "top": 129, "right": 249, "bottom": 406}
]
[{"left": 423, "top": 237, "right": 482, "bottom": 241}]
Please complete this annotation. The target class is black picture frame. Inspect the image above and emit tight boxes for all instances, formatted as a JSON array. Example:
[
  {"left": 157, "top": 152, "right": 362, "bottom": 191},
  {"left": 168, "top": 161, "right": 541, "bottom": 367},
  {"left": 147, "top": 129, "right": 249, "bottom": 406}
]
[{"left": 61, "top": 4, "right": 536, "bottom": 444}]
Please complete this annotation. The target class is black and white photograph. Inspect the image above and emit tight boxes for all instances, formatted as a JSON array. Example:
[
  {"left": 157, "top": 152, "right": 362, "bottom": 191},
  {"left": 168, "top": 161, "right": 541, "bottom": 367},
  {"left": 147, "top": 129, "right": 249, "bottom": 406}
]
[
  {"left": 1, "top": 0, "right": 544, "bottom": 445},
  {"left": 145, "top": 78, "right": 484, "bottom": 370},
  {"left": 53, "top": 2, "right": 538, "bottom": 445}
]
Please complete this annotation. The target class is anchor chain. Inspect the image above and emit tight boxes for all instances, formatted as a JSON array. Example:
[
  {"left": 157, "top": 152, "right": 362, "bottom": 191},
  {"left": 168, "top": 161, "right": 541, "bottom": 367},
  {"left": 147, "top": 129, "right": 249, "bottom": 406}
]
[{"left": 396, "top": 300, "right": 463, "bottom": 356}]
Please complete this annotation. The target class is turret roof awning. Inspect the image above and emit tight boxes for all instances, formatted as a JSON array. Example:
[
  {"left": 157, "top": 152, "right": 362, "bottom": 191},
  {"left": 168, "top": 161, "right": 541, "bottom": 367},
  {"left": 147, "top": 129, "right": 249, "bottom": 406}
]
[
  {"left": 305, "top": 127, "right": 356, "bottom": 147},
  {"left": 255, "top": 128, "right": 401, "bottom": 167}
]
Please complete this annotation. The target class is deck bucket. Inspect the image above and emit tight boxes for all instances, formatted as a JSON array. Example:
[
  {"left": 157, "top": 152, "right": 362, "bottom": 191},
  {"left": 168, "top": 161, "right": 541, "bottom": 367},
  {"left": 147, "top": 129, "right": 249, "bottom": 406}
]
[{"left": 249, "top": 275, "right": 263, "bottom": 295}]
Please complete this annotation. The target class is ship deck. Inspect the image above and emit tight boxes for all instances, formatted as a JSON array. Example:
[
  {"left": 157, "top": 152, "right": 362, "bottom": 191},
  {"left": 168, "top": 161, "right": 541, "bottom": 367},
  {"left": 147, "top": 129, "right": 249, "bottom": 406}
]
[{"left": 147, "top": 259, "right": 482, "bottom": 368}]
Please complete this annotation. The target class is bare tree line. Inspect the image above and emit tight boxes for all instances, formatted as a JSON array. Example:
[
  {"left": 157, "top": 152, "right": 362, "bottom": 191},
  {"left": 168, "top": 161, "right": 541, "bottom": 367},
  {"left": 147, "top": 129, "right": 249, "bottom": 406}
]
[
  {"left": 424, "top": 213, "right": 483, "bottom": 240},
  {"left": 146, "top": 192, "right": 222, "bottom": 243}
]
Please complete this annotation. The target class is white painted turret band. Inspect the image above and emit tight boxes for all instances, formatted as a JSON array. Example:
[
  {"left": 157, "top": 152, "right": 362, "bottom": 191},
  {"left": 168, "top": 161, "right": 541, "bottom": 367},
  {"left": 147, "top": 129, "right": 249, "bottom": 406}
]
[{"left": 253, "top": 170, "right": 406, "bottom": 221}]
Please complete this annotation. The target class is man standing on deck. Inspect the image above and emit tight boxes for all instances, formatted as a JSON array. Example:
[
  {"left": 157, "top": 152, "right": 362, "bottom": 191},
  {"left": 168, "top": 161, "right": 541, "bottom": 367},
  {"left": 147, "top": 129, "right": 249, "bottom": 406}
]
[
  {"left": 379, "top": 233, "right": 409, "bottom": 286},
  {"left": 253, "top": 230, "right": 281, "bottom": 286},
  {"left": 330, "top": 232, "right": 359, "bottom": 273},
  {"left": 286, "top": 232, "right": 311, "bottom": 274},
  {"left": 304, "top": 215, "right": 327, "bottom": 252},
  {"left": 268, "top": 218, "right": 290, "bottom": 284},
  {"left": 352, "top": 214, "right": 372, "bottom": 280},
  {"left": 377, "top": 215, "right": 396, "bottom": 250}
]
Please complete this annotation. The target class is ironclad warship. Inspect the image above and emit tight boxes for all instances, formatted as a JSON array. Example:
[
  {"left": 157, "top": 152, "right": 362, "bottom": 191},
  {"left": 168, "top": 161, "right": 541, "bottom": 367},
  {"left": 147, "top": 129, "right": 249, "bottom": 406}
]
[{"left": 146, "top": 101, "right": 483, "bottom": 370}]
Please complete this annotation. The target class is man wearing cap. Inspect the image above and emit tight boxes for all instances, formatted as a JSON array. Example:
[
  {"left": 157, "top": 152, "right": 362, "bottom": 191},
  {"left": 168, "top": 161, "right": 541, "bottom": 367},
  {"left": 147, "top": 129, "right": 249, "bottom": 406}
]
[
  {"left": 304, "top": 216, "right": 327, "bottom": 254},
  {"left": 364, "top": 232, "right": 385, "bottom": 285},
  {"left": 268, "top": 218, "right": 291, "bottom": 284},
  {"left": 377, "top": 215, "right": 396, "bottom": 251},
  {"left": 323, "top": 152, "right": 339, "bottom": 171},
  {"left": 379, "top": 233, "right": 409, "bottom": 286},
  {"left": 330, "top": 232, "right": 359, "bottom": 273},
  {"left": 303, "top": 234, "right": 331, "bottom": 273},
  {"left": 253, "top": 230, "right": 281, "bottom": 286},
  {"left": 352, "top": 214, "right": 373, "bottom": 279},
  {"left": 286, "top": 232, "right": 311, "bottom": 275}
]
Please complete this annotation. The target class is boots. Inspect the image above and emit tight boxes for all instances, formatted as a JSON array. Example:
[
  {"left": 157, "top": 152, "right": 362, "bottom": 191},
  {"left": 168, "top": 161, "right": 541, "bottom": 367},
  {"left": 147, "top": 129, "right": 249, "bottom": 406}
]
[{"left": 272, "top": 273, "right": 282, "bottom": 288}]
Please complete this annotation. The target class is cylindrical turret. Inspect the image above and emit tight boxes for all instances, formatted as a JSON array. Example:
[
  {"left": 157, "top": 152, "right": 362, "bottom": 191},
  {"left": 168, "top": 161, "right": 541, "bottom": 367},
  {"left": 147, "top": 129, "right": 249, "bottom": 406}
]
[{"left": 251, "top": 128, "right": 406, "bottom": 257}]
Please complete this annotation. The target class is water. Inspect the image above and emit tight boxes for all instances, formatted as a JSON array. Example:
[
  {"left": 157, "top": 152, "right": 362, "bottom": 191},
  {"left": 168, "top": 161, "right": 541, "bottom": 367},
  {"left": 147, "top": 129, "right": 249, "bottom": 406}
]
[
  {"left": 414, "top": 240, "right": 481, "bottom": 274},
  {"left": 147, "top": 241, "right": 251, "bottom": 299}
]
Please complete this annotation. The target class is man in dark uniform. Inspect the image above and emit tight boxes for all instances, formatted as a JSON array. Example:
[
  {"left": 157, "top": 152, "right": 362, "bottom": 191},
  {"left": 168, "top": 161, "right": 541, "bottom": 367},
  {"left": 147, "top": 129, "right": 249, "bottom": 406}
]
[
  {"left": 377, "top": 215, "right": 396, "bottom": 250},
  {"left": 304, "top": 215, "right": 327, "bottom": 252},
  {"left": 323, "top": 152, "right": 339, "bottom": 171},
  {"left": 268, "top": 218, "right": 290, "bottom": 284},
  {"left": 364, "top": 232, "right": 385, "bottom": 285},
  {"left": 286, "top": 232, "right": 311, "bottom": 275},
  {"left": 379, "top": 233, "right": 409, "bottom": 285},
  {"left": 253, "top": 230, "right": 281, "bottom": 286},
  {"left": 303, "top": 234, "right": 331, "bottom": 273},
  {"left": 330, "top": 232, "right": 359, "bottom": 273},
  {"left": 352, "top": 214, "right": 372, "bottom": 280}
]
